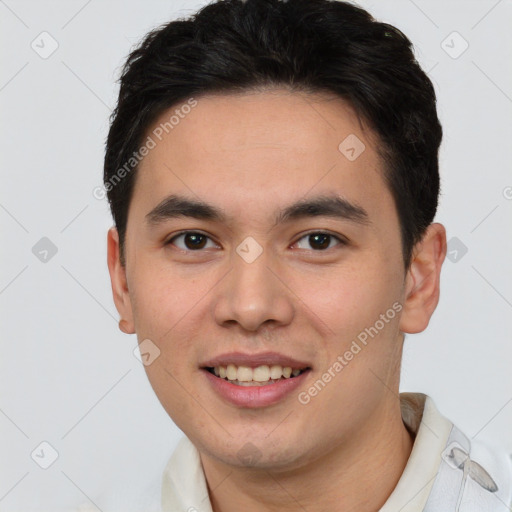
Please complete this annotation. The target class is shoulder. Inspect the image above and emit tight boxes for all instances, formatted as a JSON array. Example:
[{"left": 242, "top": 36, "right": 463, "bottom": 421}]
[{"left": 424, "top": 397, "right": 512, "bottom": 511}]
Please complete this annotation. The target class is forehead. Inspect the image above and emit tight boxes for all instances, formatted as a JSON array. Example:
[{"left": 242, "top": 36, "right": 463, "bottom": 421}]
[
  {"left": 145, "top": 89, "right": 370, "bottom": 162},
  {"left": 133, "top": 89, "right": 393, "bottom": 224}
]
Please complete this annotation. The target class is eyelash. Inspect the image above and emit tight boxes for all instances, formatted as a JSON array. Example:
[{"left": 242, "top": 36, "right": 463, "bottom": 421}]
[{"left": 165, "top": 230, "right": 347, "bottom": 252}]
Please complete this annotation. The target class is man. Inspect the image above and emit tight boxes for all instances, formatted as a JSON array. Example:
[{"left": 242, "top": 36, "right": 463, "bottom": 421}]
[{"left": 104, "top": 0, "right": 512, "bottom": 510}]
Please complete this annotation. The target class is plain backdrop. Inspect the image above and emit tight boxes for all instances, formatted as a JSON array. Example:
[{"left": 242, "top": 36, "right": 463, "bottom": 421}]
[{"left": 1, "top": 0, "right": 511, "bottom": 510}]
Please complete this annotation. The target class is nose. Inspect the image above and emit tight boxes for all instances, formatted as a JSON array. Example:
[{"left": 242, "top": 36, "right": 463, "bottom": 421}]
[{"left": 212, "top": 246, "right": 295, "bottom": 333}]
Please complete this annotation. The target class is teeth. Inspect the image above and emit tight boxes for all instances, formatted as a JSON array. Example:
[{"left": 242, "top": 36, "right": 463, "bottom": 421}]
[
  {"left": 237, "top": 366, "right": 253, "bottom": 382},
  {"left": 253, "top": 365, "right": 270, "bottom": 382},
  {"left": 211, "top": 364, "right": 305, "bottom": 382},
  {"left": 226, "top": 364, "right": 237, "bottom": 380},
  {"left": 270, "top": 365, "right": 283, "bottom": 379}
]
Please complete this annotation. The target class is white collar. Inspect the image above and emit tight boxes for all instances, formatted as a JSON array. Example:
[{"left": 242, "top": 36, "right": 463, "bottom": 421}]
[{"left": 161, "top": 393, "right": 511, "bottom": 512}]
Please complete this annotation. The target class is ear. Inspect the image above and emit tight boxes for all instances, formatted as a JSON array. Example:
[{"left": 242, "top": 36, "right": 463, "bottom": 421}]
[
  {"left": 107, "top": 227, "right": 135, "bottom": 334},
  {"left": 399, "top": 223, "right": 447, "bottom": 334}
]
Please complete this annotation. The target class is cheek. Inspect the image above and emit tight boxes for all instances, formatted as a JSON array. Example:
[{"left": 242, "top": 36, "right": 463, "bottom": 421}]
[
  {"left": 291, "top": 256, "right": 401, "bottom": 342},
  {"left": 130, "top": 261, "right": 210, "bottom": 426},
  {"left": 128, "top": 255, "right": 228, "bottom": 385},
  {"left": 128, "top": 257, "right": 206, "bottom": 348}
]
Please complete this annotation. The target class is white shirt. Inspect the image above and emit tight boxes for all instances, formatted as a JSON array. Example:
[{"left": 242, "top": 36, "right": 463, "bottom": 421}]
[{"left": 160, "top": 393, "right": 512, "bottom": 512}]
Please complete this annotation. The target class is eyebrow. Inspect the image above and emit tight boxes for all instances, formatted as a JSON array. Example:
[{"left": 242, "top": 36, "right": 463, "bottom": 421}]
[{"left": 145, "top": 194, "right": 371, "bottom": 227}]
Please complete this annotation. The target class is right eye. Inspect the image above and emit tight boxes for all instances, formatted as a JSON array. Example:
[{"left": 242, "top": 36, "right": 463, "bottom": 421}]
[{"left": 166, "top": 231, "right": 220, "bottom": 251}]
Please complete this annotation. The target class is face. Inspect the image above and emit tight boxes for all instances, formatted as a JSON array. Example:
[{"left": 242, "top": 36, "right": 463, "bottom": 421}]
[{"left": 108, "top": 89, "right": 444, "bottom": 471}]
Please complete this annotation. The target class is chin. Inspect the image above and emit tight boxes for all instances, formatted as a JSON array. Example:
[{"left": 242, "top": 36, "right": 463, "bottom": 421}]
[{"left": 197, "top": 429, "right": 312, "bottom": 471}]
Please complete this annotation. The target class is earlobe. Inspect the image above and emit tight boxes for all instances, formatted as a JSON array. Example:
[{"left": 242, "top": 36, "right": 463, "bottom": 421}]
[
  {"left": 107, "top": 227, "right": 136, "bottom": 334},
  {"left": 118, "top": 318, "right": 134, "bottom": 334},
  {"left": 399, "top": 223, "right": 447, "bottom": 334}
]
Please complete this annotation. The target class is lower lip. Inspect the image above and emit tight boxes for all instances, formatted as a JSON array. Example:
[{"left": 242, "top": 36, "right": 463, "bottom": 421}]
[{"left": 202, "top": 369, "right": 311, "bottom": 408}]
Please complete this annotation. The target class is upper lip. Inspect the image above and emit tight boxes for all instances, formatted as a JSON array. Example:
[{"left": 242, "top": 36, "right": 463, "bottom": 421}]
[{"left": 200, "top": 351, "right": 312, "bottom": 369}]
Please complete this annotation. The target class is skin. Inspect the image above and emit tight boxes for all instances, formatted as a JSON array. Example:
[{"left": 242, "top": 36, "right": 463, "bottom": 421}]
[{"left": 107, "top": 89, "right": 446, "bottom": 512}]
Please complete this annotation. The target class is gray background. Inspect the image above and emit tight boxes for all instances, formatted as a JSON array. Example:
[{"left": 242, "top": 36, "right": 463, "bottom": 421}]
[{"left": 1, "top": 0, "right": 511, "bottom": 510}]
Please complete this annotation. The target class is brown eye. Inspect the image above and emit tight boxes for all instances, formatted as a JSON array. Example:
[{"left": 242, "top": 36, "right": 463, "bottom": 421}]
[
  {"left": 167, "top": 232, "right": 217, "bottom": 251},
  {"left": 184, "top": 233, "right": 207, "bottom": 249},
  {"left": 295, "top": 232, "right": 345, "bottom": 251},
  {"left": 309, "top": 233, "right": 330, "bottom": 250}
]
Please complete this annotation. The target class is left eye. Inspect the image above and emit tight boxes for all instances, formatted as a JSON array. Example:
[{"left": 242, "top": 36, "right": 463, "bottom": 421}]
[
  {"left": 167, "top": 232, "right": 218, "bottom": 251},
  {"left": 294, "top": 232, "right": 344, "bottom": 251}
]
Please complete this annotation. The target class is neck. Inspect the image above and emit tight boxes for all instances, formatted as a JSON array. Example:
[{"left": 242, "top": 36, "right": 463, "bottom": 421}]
[{"left": 199, "top": 397, "right": 414, "bottom": 512}]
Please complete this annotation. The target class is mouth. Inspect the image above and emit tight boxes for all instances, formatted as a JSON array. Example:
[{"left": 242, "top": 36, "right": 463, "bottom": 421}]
[
  {"left": 200, "top": 352, "right": 312, "bottom": 407},
  {"left": 204, "top": 364, "right": 311, "bottom": 386}
]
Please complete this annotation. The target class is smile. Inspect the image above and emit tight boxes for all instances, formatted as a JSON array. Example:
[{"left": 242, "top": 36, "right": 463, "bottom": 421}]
[{"left": 206, "top": 364, "right": 309, "bottom": 386}]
